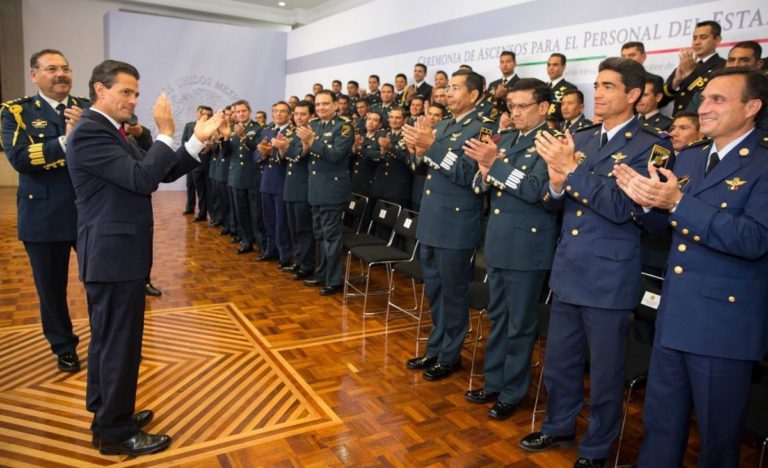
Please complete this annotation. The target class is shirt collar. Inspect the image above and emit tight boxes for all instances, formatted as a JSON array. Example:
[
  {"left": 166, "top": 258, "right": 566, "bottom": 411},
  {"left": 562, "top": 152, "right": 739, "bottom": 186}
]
[
  {"left": 601, "top": 115, "right": 635, "bottom": 143},
  {"left": 697, "top": 52, "right": 716, "bottom": 63},
  {"left": 38, "top": 92, "right": 68, "bottom": 111},
  {"left": 91, "top": 107, "right": 122, "bottom": 130},
  {"left": 550, "top": 77, "right": 564, "bottom": 87},
  {"left": 643, "top": 110, "right": 660, "bottom": 119},
  {"left": 711, "top": 128, "right": 754, "bottom": 160}
]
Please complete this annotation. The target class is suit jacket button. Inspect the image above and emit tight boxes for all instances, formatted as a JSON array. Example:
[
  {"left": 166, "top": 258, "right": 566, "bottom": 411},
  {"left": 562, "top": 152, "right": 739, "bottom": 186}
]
[
  {"left": 312, "top": 171, "right": 317, "bottom": 175},
  {"left": 494, "top": 208, "right": 500, "bottom": 215},
  {"left": 28, "top": 194, "right": 34, "bottom": 199},
  {"left": 496, "top": 191, "right": 502, "bottom": 198},
  {"left": 334, "top": 176, "right": 338, "bottom": 181},
  {"left": 576, "top": 210, "right": 583, "bottom": 217},
  {"left": 674, "top": 265, "right": 683, "bottom": 274},
  {"left": 288, "top": 171, "right": 292, "bottom": 175},
  {"left": 670, "top": 220, "right": 678, "bottom": 227},
  {"left": 425, "top": 189, "right": 431, "bottom": 195},
  {"left": 455, "top": 207, "right": 460, "bottom": 212},
  {"left": 720, "top": 202, "right": 727, "bottom": 208},
  {"left": 571, "top": 229, "right": 579, "bottom": 236},
  {"left": 682, "top": 228, "right": 689, "bottom": 235},
  {"left": 678, "top": 244, "right": 687, "bottom": 252},
  {"left": 427, "top": 174, "right": 432, "bottom": 180},
  {"left": 531, "top": 227, "right": 537, "bottom": 233},
  {"left": 693, "top": 235, "right": 701, "bottom": 242},
  {"left": 573, "top": 192, "right": 579, "bottom": 197},
  {"left": 728, "top": 296, "right": 736, "bottom": 303}
]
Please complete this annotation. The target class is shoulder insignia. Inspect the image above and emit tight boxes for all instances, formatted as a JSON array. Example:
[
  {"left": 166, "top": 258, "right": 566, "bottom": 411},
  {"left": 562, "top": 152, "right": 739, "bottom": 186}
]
[
  {"left": 2, "top": 96, "right": 33, "bottom": 107},
  {"left": 684, "top": 138, "right": 712, "bottom": 149},
  {"left": 574, "top": 122, "right": 600, "bottom": 133},
  {"left": 341, "top": 124, "right": 351, "bottom": 137},
  {"left": 759, "top": 135, "right": 768, "bottom": 148},
  {"left": 640, "top": 124, "right": 669, "bottom": 138},
  {"left": 649, "top": 144, "right": 671, "bottom": 169},
  {"left": 725, "top": 177, "right": 747, "bottom": 191},
  {"left": 480, "top": 116, "right": 495, "bottom": 123}
]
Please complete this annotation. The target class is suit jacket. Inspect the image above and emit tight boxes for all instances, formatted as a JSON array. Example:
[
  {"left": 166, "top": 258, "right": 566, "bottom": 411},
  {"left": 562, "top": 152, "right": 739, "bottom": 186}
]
[
  {"left": 541, "top": 118, "right": 673, "bottom": 310},
  {"left": 306, "top": 115, "right": 354, "bottom": 205},
  {"left": 1, "top": 93, "right": 89, "bottom": 242},
  {"left": 181, "top": 121, "right": 209, "bottom": 173},
  {"left": 66, "top": 109, "right": 199, "bottom": 283},
  {"left": 479, "top": 123, "right": 558, "bottom": 270},
  {"left": 417, "top": 112, "right": 483, "bottom": 249},
  {"left": 413, "top": 82, "right": 433, "bottom": 100},
  {"left": 640, "top": 131, "right": 768, "bottom": 361},
  {"left": 663, "top": 54, "right": 725, "bottom": 112}
]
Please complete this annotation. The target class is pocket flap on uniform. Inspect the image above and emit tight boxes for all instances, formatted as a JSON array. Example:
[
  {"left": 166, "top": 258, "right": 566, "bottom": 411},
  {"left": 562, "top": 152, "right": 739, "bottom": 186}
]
[
  {"left": 593, "top": 239, "right": 635, "bottom": 261},
  {"left": 20, "top": 183, "right": 48, "bottom": 200},
  {"left": 100, "top": 222, "right": 137, "bottom": 236},
  {"left": 701, "top": 277, "right": 762, "bottom": 302}
]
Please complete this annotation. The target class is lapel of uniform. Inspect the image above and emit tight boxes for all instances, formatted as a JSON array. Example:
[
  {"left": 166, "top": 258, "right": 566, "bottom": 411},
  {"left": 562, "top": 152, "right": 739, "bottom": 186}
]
[
  {"left": 36, "top": 93, "right": 65, "bottom": 133},
  {"left": 693, "top": 130, "right": 756, "bottom": 195},
  {"left": 589, "top": 118, "right": 639, "bottom": 171},
  {"left": 509, "top": 123, "right": 543, "bottom": 160}
]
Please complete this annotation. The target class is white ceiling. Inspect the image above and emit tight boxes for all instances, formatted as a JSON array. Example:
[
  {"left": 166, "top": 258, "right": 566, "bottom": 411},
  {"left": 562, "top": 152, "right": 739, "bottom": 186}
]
[{"left": 110, "top": 0, "right": 374, "bottom": 28}]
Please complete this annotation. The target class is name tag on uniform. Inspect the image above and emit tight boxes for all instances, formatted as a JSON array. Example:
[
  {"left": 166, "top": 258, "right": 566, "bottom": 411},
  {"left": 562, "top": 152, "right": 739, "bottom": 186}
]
[{"left": 640, "top": 291, "right": 660, "bottom": 309}]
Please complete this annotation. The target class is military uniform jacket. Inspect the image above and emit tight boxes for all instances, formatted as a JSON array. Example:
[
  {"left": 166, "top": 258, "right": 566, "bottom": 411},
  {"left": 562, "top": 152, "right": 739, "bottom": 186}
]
[
  {"left": 640, "top": 131, "right": 768, "bottom": 361},
  {"left": 306, "top": 116, "right": 354, "bottom": 205},
  {"left": 663, "top": 54, "right": 725, "bottom": 113},
  {"left": 476, "top": 123, "right": 558, "bottom": 271},
  {"left": 282, "top": 128, "right": 310, "bottom": 202},
  {"left": 561, "top": 114, "right": 592, "bottom": 133},
  {"left": 548, "top": 79, "right": 578, "bottom": 120},
  {"left": 541, "top": 118, "right": 673, "bottom": 310},
  {"left": 1, "top": 93, "right": 89, "bottom": 242},
  {"left": 371, "top": 130, "right": 412, "bottom": 202},
  {"left": 66, "top": 109, "right": 199, "bottom": 283},
  {"left": 227, "top": 120, "right": 263, "bottom": 190},
  {"left": 640, "top": 112, "right": 673, "bottom": 132},
  {"left": 481, "top": 75, "right": 520, "bottom": 121},
  {"left": 417, "top": 112, "right": 483, "bottom": 249},
  {"left": 413, "top": 82, "right": 433, "bottom": 100},
  {"left": 260, "top": 124, "right": 290, "bottom": 194},
  {"left": 367, "top": 90, "right": 382, "bottom": 108},
  {"left": 372, "top": 103, "right": 394, "bottom": 129},
  {"left": 211, "top": 136, "right": 232, "bottom": 182},
  {"left": 352, "top": 133, "right": 379, "bottom": 197}
]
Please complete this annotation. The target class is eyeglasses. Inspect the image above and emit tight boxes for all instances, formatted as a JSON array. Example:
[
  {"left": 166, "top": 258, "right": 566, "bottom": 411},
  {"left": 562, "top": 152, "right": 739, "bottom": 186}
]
[
  {"left": 507, "top": 101, "right": 539, "bottom": 111},
  {"left": 36, "top": 66, "right": 72, "bottom": 74}
]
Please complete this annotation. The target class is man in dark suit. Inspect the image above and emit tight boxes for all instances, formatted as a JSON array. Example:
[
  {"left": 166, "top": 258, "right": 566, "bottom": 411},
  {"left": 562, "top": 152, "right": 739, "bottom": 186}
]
[
  {"left": 464, "top": 78, "right": 558, "bottom": 420},
  {"left": 559, "top": 89, "right": 592, "bottom": 133},
  {"left": 273, "top": 100, "right": 316, "bottom": 280},
  {"left": 663, "top": 21, "right": 725, "bottom": 113},
  {"left": 410, "top": 63, "right": 433, "bottom": 101},
  {"left": 637, "top": 74, "right": 673, "bottom": 131},
  {"left": 546, "top": 53, "right": 578, "bottom": 122},
  {"left": 296, "top": 90, "right": 354, "bottom": 296},
  {"left": 520, "top": 58, "right": 672, "bottom": 468},
  {"left": 481, "top": 51, "right": 520, "bottom": 121},
  {"left": 66, "top": 59, "right": 222, "bottom": 456},
  {"left": 257, "top": 101, "right": 292, "bottom": 267},
  {"left": 402, "top": 70, "right": 485, "bottom": 381},
  {"left": 1, "top": 49, "right": 87, "bottom": 372},
  {"left": 182, "top": 105, "right": 213, "bottom": 222},
  {"left": 615, "top": 66, "right": 768, "bottom": 468}
]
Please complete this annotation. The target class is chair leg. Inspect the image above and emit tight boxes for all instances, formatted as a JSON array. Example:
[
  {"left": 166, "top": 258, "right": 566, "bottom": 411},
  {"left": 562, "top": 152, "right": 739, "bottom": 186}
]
[
  {"left": 759, "top": 439, "right": 766, "bottom": 468},
  {"left": 613, "top": 382, "right": 635, "bottom": 468},
  {"left": 361, "top": 263, "right": 372, "bottom": 316},
  {"left": 343, "top": 251, "right": 352, "bottom": 305}
]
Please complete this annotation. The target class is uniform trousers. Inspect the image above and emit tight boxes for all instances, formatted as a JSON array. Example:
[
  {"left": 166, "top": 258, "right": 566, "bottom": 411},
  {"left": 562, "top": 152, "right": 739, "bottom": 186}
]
[
  {"left": 286, "top": 200, "right": 315, "bottom": 271},
  {"left": 311, "top": 203, "right": 344, "bottom": 287},
  {"left": 261, "top": 191, "right": 291, "bottom": 260}
]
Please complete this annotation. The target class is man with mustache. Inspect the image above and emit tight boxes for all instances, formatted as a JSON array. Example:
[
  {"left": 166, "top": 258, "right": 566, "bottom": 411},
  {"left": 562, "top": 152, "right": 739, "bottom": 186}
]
[{"left": 1, "top": 49, "right": 88, "bottom": 372}]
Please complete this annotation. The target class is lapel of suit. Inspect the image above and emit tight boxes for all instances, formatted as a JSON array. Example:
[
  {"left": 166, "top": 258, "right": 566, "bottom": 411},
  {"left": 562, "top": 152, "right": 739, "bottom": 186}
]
[
  {"left": 588, "top": 118, "right": 639, "bottom": 171},
  {"left": 692, "top": 130, "right": 757, "bottom": 195},
  {"left": 84, "top": 108, "right": 132, "bottom": 151}
]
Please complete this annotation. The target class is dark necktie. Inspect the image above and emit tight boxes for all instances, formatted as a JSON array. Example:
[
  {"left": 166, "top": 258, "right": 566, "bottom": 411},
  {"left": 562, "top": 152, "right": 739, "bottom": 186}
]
[
  {"left": 705, "top": 151, "right": 719, "bottom": 175},
  {"left": 638, "top": 114, "right": 646, "bottom": 122},
  {"left": 118, "top": 126, "right": 129, "bottom": 141},
  {"left": 501, "top": 78, "right": 508, "bottom": 86},
  {"left": 56, "top": 103, "right": 66, "bottom": 125},
  {"left": 599, "top": 132, "right": 608, "bottom": 150}
]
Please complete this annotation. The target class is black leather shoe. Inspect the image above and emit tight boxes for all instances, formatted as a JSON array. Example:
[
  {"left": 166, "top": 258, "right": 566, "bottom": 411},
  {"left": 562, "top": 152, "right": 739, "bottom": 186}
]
[
  {"left": 519, "top": 432, "right": 576, "bottom": 452},
  {"left": 423, "top": 361, "right": 461, "bottom": 381},
  {"left": 319, "top": 285, "right": 342, "bottom": 296},
  {"left": 57, "top": 351, "right": 80, "bottom": 372},
  {"left": 92, "top": 410, "right": 154, "bottom": 447},
  {"left": 488, "top": 400, "right": 517, "bottom": 420},
  {"left": 574, "top": 458, "right": 607, "bottom": 468},
  {"left": 257, "top": 255, "right": 277, "bottom": 262},
  {"left": 406, "top": 355, "right": 437, "bottom": 370},
  {"left": 145, "top": 283, "right": 162, "bottom": 297},
  {"left": 278, "top": 260, "right": 293, "bottom": 270},
  {"left": 303, "top": 278, "right": 324, "bottom": 287},
  {"left": 236, "top": 245, "right": 254, "bottom": 254},
  {"left": 465, "top": 387, "right": 499, "bottom": 404},
  {"left": 219, "top": 228, "right": 230, "bottom": 236},
  {"left": 293, "top": 269, "right": 313, "bottom": 280},
  {"left": 193, "top": 216, "right": 206, "bottom": 222},
  {"left": 98, "top": 431, "right": 171, "bottom": 456}
]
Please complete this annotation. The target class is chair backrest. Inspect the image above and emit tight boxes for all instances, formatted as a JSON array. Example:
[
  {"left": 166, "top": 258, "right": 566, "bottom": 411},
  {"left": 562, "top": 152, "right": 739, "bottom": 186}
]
[
  {"left": 635, "top": 272, "right": 663, "bottom": 323},
  {"left": 368, "top": 199, "right": 402, "bottom": 232},
  {"left": 393, "top": 209, "right": 419, "bottom": 241},
  {"left": 345, "top": 193, "right": 369, "bottom": 234}
]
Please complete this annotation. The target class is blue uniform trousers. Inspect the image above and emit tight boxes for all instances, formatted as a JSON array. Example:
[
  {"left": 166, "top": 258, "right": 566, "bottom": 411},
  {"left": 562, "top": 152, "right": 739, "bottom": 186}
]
[{"left": 261, "top": 191, "right": 291, "bottom": 261}]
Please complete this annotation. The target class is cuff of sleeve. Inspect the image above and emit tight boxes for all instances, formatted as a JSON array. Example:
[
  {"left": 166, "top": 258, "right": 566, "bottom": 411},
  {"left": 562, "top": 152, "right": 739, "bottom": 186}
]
[
  {"left": 549, "top": 184, "right": 565, "bottom": 199},
  {"left": 184, "top": 136, "right": 205, "bottom": 162},
  {"left": 156, "top": 134, "right": 174, "bottom": 148}
]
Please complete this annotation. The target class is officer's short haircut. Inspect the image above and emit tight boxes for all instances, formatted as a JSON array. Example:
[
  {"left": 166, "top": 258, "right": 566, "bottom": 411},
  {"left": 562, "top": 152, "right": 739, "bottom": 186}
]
[
  {"left": 313, "top": 82, "right": 323, "bottom": 89},
  {"left": 510, "top": 78, "right": 553, "bottom": 104},
  {"left": 232, "top": 99, "right": 251, "bottom": 110},
  {"left": 395, "top": 73, "right": 407, "bottom": 81},
  {"left": 451, "top": 69, "right": 484, "bottom": 103},
  {"left": 88, "top": 59, "right": 140, "bottom": 103},
  {"left": 332, "top": 79, "right": 342, "bottom": 86},
  {"left": 316, "top": 89, "right": 338, "bottom": 102},
  {"left": 295, "top": 99, "right": 314, "bottom": 115},
  {"left": 458, "top": 64, "right": 473, "bottom": 71},
  {"left": 381, "top": 83, "right": 394, "bottom": 92},
  {"left": 348, "top": 80, "right": 359, "bottom": 88},
  {"left": 356, "top": 99, "right": 370, "bottom": 109},
  {"left": 710, "top": 66, "right": 768, "bottom": 122},
  {"left": 304, "top": 94, "right": 314, "bottom": 101},
  {"left": 696, "top": 20, "right": 722, "bottom": 38},
  {"left": 366, "top": 111, "right": 381, "bottom": 123},
  {"left": 731, "top": 41, "right": 763, "bottom": 60},
  {"left": 30, "top": 48, "right": 66, "bottom": 68},
  {"left": 550, "top": 53, "right": 567, "bottom": 66},
  {"left": 389, "top": 106, "right": 406, "bottom": 117},
  {"left": 645, "top": 73, "right": 664, "bottom": 95},
  {"left": 672, "top": 110, "right": 700, "bottom": 130},
  {"left": 598, "top": 57, "right": 646, "bottom": 105},
  {"left": 430, "top": 103, "right": 447, "bottom": 116},
  {"left": 369, "top": 74, "right": 380, "bottom": 83},
  {"left": 435, "top": 70, "right": 448, "bottom": 81},
  {"left": 500, "top": 50, "right": 516, "bottom": 61},
  {"left": 562, "top": 88, "right": 585, "bottom": 104},
  {"left": 274, "top": 101, "right": 290, "bottom": 110},
  {"left": 621, "top": 42, "right": 645, "bottom": 54},
  {"left": 410, "top": 96, "right": 425, "bottom": 104},
  {"left": 415, "top": 63, "right": 427, "bottom": 73},
  {"left": 338, "top": 95, "right": 350, "bottom": 103},
  {"left": 198, "top": 105, "right": 213, "bottom": 114},
  {"left": 256, "top": 111, "right": 267, "bottom": 119}
]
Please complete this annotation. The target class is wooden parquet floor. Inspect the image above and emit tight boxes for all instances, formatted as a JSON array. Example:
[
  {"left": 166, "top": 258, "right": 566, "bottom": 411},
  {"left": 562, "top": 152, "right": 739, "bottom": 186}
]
[{"left": 0, "top": 188, "right": 761, "bottom": 467}]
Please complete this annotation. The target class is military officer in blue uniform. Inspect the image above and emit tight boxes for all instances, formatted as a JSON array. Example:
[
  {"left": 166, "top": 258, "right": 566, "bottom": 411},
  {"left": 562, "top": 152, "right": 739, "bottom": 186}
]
[
  {"left": 0, "top": 49, "right": 88, "bottom": 372},
  {"left": 463, "top": 78, "right": 558, "bottom": 420},
  {"left": 663, "top": 21, "right": 725, "bottom": 113},
  {"left": 372, "top": 107, "right": 412, "bottom": 208},
  {"left": 519, "top": 58, "right": 673, "bottom": 468},
  {"left": 274, "top": 100, "right": 316, "bottom": 280},
  {"left": 614, "top": 66, "right": 768, "bottom": 468},
  {"left": 402, "top": 69, "right": 485, "bottom": 381},
  {"left": 224, "top": 100, "right": 265, "bottom": 254},
  {"left": 637, "top": 74, "right": 673, "bottom": 131},
  {"left": 559, "top": 89, "right": 592, "bottom": 133},
  {"left": 257, "top": 101, "right": 292, "bottom": 267},
  {"left": 296, "top": 90, "right": 354, "bottom": 296}
]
